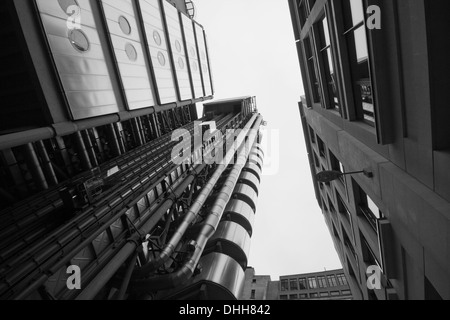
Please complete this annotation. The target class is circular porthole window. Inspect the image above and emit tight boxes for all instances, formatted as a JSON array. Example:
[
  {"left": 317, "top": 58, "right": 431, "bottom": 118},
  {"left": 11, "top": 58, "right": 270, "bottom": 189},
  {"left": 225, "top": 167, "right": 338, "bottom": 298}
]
[
  {"left": 202, "top": 64, "right": 208, "bottom": 73},
  {"left": 125, "top": 43, "right": 138, "bottom": 61},
  {"left": 157, "top": 52, "right": 166, "bottom": 66},
  {"left": 69, "top": 29, "right": 90, "bottom": 52},
  {"left": 119, "top": 16, "right": 132, "bottom": 35},
  {"left": 153, "top": 30, "right": 162, "bottom": 46},
  {"left": 58, "top": 0, "right": 79, "bottom": 14},
  {"left": 190, "top": 47, "right": 196, "bottom": 57},
  {"left": 192, "top": 61, "right": 198, "bottom": 72},
  {"left": 175, "top": 40, "right": 182, "bottom": 53},
  {"left": 178, "top": 57, "right": 185, "bottom": 69}
]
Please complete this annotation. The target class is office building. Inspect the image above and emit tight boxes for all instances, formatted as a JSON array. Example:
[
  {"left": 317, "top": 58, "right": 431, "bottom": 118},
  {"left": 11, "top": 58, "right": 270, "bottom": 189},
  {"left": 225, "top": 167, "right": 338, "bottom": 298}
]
[
  {"left": 0, "top": 0, "right": 265, "bottom": 300},
  {"left": 241, "top": 268, "right": 352, "bottom": 300},
  {"left": 288, "top": 0, "right": 450, "bottom": 300}
]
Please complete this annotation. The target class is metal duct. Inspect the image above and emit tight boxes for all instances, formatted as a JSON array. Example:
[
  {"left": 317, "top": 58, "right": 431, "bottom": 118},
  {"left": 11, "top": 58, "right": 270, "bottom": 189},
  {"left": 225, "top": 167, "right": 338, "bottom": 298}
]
[
  {"left": 129, "top": 115, "right": 264, "bottom": 294},
  {"left": 74, "top": 163, "right": 206, "bottom": 300},
  {"left": 222, "top": 199, "right": 255, "bottom": 237},
  {"left": 132, "top": 113, "right": 259, "bottom": 276},
  {"left": 238, "top": 171, "right": 260, "bottom": 195},
  {"left": 242, "top": 162, "right": 262, "bottom": 182},
  {"left": 162, "top": 252, "right": 245, "bottom": 300},
  {"left": 205, "top": 221, "right": 251, "bottom": 270},
  {"left": 232, "top": 183, "right": 259, "bottom": 212}
]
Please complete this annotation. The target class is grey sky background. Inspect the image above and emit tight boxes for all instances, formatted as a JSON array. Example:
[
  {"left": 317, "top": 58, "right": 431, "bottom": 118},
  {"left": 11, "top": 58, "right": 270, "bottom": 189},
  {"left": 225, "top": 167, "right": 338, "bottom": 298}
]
[{"left": 195, "top": 0, "right": 342, "bottom": 279}]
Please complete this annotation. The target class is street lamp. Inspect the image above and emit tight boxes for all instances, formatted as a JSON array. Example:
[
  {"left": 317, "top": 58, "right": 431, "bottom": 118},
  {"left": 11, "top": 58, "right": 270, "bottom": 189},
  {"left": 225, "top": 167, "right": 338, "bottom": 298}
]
[{"left": 315, "top": 169, "right": 373, "bottom": 184}]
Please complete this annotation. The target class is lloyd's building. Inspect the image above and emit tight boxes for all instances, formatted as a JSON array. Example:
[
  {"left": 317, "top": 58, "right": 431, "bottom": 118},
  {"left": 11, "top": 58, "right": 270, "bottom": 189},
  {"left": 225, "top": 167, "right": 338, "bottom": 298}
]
[{"left": 0, "top": 0, "right": 265, "bottom": 300}]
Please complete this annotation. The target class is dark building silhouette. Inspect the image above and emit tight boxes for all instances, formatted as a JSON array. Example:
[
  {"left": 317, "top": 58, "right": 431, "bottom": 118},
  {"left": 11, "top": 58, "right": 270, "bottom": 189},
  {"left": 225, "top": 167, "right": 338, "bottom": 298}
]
[
  {"left": 0, "top": 0, "right": 264, "bottom": 300},
  {"left": 288, "top": 0, "right": 450, "bottom": 300}
]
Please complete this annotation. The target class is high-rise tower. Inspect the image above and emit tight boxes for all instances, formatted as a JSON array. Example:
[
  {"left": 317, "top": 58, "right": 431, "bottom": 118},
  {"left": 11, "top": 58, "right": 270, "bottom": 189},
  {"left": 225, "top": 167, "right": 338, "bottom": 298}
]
[
  {"left": 289, "top": 0, "right": 450, "bottom": 300},
  {"left": 0, "top": 0, "right": 264, "bottom": 300}
]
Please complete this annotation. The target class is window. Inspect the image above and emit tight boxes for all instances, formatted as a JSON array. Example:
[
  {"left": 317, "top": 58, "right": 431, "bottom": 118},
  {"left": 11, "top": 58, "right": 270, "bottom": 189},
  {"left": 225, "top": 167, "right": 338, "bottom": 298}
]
[
  {"left": 342, "top": 0, "right": 376, "bottom": 126},
  {"left": 318, "top": 15, "right": 340, "bottom": 112},
  {"left": 317, "top": 276, "right": 327, "bottom": 288},
  {"left": 252, "top": 279, "right": 257, "bottom": 284},
  {"left": 250, "top": 290, "right": 256, "bottom": 300},
  {"left": 329, "top": 151, "right": 345, "bottom": 184},
  {"left": 336, "top": 274, "right": 348, "bottom": 286},
  {"left": 299, "top": 294, "right": 308, "bottom": 299},
  {"left": 330, "top": 291, "right": 340, "bottom": 296},
  {"left": 304, "top": 36, "right": 321, "bottom": 103},
  {"left": 290, "top": 279, "right": 299, "bottom": 291},
  {"left": 309, "top": 125, "right": 316, "bottom": 144},
  {"left": 337, "top": 194, "right": 351, "bottom": 220},
  {"left": 289, "top": 294, "right": 298, "bottom": 300},
  {"left": 343, "top": 228, "right": 357, "bottom": 263},
  {"left": 299, "top": 278, "right": 307, "bottom": 290},
  {"left": 320, "top": 292, "right": 329, "bottom": 297},
  {"left": 327, "top": 275, "right": 338, "bottom": 287},
  {"left": 297, "top": 0, "right": 308, "bottom": 29},
  {"left": 280, "top": 295, "right": 288, "bottom": 300},
  {"left": 310, "top": 293, "right": 319, "bottom": 298},
  {"left": 280, "top": 279, "right": 288, "bottom": 291},
  {"left": 358, "top": 185, "right": 384, "bottom": 231},
  {"left": 313, "top": 152, "right": 320, "bottom": 169},
  {"left": 317, "top": 136, "right": 326, "bottom": 158},
  {"left": 308, "top": 277, "right": 317, "bottom": 289},
  {"left": 328, "top": 196, "right": 337, "bottom": 214},
  {"left": 341, "top": 290, "right": 352, "bottom": 295},
  {"left": 362, "top": 234, "right": 382, "bottom": 270}
]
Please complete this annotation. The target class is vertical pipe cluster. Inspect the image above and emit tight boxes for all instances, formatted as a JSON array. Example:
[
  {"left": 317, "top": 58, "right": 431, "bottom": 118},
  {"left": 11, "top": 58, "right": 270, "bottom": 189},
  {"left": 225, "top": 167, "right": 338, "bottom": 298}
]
[
  {"left": 193, "top": 137, "right": 264, "bottom": 299},
  {"left": 133, "top": 115, "right": 265, "bottom": 299}
]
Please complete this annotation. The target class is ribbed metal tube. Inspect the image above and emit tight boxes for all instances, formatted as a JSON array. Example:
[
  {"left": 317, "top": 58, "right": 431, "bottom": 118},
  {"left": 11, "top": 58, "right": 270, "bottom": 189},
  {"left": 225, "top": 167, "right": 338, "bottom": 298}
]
[
  {"left": 129, "top": 115, "right": 263, "bottom": 293},
  {"left": 222, "top": 199, "right": 255, "bottom": 237},
  {"left": 132, "top": 114, "right": 259, "bottom": 277},
  {"left": 206, "top": 221, "right": 251, "bottom": 269}
]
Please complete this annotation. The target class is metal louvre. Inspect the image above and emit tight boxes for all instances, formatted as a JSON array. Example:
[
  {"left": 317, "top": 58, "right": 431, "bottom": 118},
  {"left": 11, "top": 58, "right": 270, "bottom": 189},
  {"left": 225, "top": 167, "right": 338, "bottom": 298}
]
[
  {"left": 180, "top": 13, "right": 203, "bottom": 99},
  {"left": 35, "top": 0, "right": 120, "bottom": 120},
  {"left": 100, "top": 0, "right": 155, "bottom": 110},
  {"left": 162, "top": 1, "right": 192, "bottom": 101},
  {"left": 194, "top": 22, "right": 212, "bottom": 96},
  {"left": 138, "top": 0, "right": 177, "bottom": 105}
]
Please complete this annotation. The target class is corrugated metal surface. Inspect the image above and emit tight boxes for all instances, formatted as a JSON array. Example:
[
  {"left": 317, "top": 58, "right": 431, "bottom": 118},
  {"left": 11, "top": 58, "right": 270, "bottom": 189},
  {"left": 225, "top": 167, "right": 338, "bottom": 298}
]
[
  {"left": 100, "top": 0, "right": 155, "bottom": 110},
  {"left": 138, "top": 0, "right": 177, "bottom": 105},
  {"left": 35, "top": 0, "right": 120, "bottom": 120},
  {"left": 180, "top": 13, "right": 203, "bottom": 99},
  {"left": 163, "top": 1, "right": 192, "bottom": 101},
  {"left": 194, "top": 22, "right": 212, "bottom": 96}
]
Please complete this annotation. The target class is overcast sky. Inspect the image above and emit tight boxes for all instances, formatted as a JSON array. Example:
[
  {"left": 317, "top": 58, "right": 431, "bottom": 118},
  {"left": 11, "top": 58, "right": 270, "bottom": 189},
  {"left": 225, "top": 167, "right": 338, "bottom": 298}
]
[{"left": 195, "top": 0, "right": 342, "bottom": 279}]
